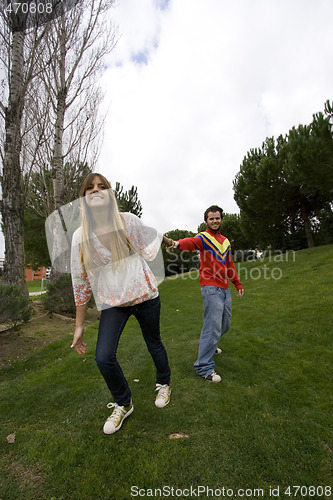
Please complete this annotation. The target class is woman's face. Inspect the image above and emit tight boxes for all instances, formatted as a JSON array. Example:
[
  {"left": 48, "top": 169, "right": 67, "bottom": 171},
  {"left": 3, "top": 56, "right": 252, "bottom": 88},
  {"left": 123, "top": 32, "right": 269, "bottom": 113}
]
[{"left": 84, "top": 175, "right": 110, "bottom": 209}]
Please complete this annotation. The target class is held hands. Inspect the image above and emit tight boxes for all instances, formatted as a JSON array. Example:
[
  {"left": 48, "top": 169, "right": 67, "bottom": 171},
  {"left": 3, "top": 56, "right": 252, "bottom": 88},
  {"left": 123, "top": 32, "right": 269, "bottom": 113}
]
[
  {"left": 168, "top": 240, "right": 179, "bottom": 250},
  {"left": 163, "top": 235, "right": 179, "bottom": 251},
  {"left": 71, "top": 325, "right": 87, "bottom": 355}
]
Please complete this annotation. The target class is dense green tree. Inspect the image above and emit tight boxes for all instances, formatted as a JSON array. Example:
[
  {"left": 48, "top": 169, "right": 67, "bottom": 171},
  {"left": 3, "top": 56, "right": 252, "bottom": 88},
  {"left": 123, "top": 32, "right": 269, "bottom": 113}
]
[
  {"left": 233, "top": 102, "right": 333, "bottom": 250},
  {"left": 114, "top": 182, "right": 143, "bottom": 217},
  {"left": 218, "top": 213, "right": 253, "bottom": 251},
  {"left": 197, "top": 222, "right": 206, "bottom": 233},
  {"left": 282, "top": 111, "right": 333, "bottom": 247},
  {"left": 24, "top": 207, "right": 51, "bottom": 269},
  {"left": 234, "top": 135, "right": 290, "bottom": 250}
]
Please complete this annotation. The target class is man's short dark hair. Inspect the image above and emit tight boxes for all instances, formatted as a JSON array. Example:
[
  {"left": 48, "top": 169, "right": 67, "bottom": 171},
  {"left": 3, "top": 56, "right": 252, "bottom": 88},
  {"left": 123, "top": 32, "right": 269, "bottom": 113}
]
[{"left": 204, "top": 205, "right": 224, "bottom": 221}]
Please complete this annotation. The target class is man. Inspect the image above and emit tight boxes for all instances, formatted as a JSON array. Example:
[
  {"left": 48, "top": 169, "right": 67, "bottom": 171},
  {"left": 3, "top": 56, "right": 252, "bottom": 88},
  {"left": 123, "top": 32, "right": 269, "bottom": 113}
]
[{"left": 173, "top": 205, "right": 244, "bottom": 383}]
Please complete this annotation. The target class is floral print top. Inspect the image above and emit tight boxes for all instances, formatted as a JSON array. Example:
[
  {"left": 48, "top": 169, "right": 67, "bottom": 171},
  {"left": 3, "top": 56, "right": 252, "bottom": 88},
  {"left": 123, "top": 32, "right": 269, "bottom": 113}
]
[{"left": 71, "top": 213, "right": 163, "bottom": 309}]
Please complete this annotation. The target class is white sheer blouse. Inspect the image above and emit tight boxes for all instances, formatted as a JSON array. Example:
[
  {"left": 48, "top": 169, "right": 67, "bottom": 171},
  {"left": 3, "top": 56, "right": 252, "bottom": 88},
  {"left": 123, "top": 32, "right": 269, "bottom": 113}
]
[{"left": 70, "top": 213, "right": 164, "bottom": 310}]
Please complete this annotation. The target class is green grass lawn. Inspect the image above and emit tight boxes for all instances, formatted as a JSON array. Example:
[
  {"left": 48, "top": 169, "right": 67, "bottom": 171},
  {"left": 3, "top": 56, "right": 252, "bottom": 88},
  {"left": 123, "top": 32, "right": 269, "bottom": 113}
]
[
  {"left": 27, "top": 279, "right": 47, "bottom": 293},
  {"left": 1, "top": 246, "right": 332, "bottom": 499}
]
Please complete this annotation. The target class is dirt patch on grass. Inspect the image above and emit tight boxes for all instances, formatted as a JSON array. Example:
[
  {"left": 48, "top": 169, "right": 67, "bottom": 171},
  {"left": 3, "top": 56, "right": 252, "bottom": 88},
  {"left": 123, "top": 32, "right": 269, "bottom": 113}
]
[
  {"left": 1, "top": 453, "right": 47, "bottom": 499},
  {"left": 0, "top": 300, "right": 100, "bottom": 368},
  {"left": 5, "top": 454, "right": 44, "bottom": 486}
]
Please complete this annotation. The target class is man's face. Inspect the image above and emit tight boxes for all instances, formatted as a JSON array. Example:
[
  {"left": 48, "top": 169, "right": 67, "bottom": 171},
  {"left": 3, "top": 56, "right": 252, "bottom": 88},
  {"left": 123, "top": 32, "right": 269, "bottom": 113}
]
[{"left": 206, "top": 211, "right": 222, "bottom": 231}]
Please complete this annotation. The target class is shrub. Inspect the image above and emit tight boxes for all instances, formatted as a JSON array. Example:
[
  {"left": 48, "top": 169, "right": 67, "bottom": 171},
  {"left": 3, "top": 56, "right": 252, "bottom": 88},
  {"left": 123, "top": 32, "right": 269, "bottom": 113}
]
[
  {"left": 0, "top": 283, "right": 32, "bottom": 326},
  {"left": 42, "top": 273, "right": 94, "bottom": 315},
  {"left": 42, "top": 274, "right": 76, "bottom": 315}
]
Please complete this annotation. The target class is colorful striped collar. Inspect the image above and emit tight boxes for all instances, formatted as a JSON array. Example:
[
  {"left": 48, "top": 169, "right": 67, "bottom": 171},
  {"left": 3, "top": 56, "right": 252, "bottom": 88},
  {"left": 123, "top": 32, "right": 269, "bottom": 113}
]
[{"left": 197, "top": 231, "right": 230, "bottom": 264}]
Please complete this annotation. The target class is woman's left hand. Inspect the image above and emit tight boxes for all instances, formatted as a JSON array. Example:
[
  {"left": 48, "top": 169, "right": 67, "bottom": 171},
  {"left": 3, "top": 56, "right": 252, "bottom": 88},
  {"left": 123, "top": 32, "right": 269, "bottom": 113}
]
[{"left": 71, "top": 325, "right": 87, "bottom": 355}]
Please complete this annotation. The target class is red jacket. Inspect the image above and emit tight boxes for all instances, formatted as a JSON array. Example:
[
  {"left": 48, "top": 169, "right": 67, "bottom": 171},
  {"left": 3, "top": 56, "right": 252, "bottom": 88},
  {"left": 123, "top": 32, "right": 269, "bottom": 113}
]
[{"left": 178, "top": 228, "right": 242, "bottom": 290}]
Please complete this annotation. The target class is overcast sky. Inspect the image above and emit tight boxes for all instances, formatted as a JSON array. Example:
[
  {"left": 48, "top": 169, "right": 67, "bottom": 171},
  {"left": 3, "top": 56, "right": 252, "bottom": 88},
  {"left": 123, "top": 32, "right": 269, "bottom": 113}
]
[
  {"left": 1, "top": 0, "right": 333, "bottom": 258},
  {"left": 95, "top": 0, "right": 333, "bottom": 235}
]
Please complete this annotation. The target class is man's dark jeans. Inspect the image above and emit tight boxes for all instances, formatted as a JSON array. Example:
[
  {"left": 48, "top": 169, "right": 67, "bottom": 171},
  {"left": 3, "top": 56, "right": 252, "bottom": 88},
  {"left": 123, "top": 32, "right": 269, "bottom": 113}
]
[{"left": 95, "top": 296, "right": 170, "bottom": 406}]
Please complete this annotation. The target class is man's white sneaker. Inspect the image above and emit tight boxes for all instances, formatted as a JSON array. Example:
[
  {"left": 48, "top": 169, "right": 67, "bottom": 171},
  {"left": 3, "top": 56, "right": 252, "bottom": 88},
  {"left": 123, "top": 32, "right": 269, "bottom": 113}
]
[
  {"left": 205, "top": 371, "right": 221, "bottom": 383},
  {"left": 155, "top": 384, "right": 171, "bottom": 408},
  {"left": 103, "top": 401, "right": 134, "bottom": 434}
]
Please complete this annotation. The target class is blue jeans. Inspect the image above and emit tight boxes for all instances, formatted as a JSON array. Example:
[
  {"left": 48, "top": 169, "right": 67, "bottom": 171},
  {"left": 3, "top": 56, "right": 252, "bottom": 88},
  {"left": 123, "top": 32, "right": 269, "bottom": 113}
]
[
  {"left": 194, "top": 286, "right": 232, "bottom": 377},
  {"left": 95, "top": 296, "right": 170, "bottom": 406}
]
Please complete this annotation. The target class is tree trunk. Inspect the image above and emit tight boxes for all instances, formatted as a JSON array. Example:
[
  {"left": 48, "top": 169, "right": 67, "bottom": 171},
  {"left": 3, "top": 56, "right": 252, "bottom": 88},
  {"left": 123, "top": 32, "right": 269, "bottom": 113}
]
[
  {"left": 300, "top": 198, "right": 315, "bottom": 248},
  {"left": 1, "top": 31, "right": 27, "bottom": 292},
  {"left": 50, "top": 23, "right": 67, "bottom": 281},
  {"left": 49, "top": 88, "right": 67, "bottom": 281},
  {"left": 52, "top": 87, "right": 66, "bottom": 209},
  {"left": 51, "top": 18, "right": 67, "bottom": 211}
]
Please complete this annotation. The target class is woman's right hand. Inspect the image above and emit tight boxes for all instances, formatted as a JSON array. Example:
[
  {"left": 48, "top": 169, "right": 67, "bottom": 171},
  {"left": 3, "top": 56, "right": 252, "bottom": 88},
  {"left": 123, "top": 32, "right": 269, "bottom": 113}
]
[{"left": 71, "top": 325, "right": 87, "bottom": 355}]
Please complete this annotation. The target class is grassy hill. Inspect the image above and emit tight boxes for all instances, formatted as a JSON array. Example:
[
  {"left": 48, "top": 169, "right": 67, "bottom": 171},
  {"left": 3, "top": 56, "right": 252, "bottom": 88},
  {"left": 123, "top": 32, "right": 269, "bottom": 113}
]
[{"left": 1, "top": 245, "right": 332, "bottom": 499}]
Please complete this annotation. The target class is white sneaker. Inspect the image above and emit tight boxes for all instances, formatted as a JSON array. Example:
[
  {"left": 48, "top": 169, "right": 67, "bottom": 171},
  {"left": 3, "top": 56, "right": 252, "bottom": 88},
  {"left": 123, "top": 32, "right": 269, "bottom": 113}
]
[
  {"left": 205, "top": 371, "right": 221, "bottom": 383},
  {"left": 103, "top": 401, "right": 134, "bottom": 434},
  {"left": 215, "top": 348, "right": 222, "bottom": 355},
  {"left": 155, "top": 384, "right": 171, "bottom": 408}
]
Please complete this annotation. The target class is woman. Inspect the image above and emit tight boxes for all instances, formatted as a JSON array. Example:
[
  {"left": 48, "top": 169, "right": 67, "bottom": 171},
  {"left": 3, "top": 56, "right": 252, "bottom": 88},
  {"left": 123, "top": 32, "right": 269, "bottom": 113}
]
[{"left": 70, "top": 173, "right": 173, "bottom": 435}]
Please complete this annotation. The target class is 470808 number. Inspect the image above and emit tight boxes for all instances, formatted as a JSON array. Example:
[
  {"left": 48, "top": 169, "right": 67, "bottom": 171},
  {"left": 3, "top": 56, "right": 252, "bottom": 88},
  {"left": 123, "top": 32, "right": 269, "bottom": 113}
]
[
  {"left": 284, "top": 486, "right": 331, "bottom": 497},
  {"left": 5, "top": 2, "right": 54, "bottom": 15}
]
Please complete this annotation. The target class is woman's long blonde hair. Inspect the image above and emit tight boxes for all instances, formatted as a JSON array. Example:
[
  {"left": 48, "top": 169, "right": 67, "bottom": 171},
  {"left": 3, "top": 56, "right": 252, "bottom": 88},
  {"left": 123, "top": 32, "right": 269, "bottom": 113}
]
[{"left": 79, "top": 173, "right": 132, "bottom": 273}]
